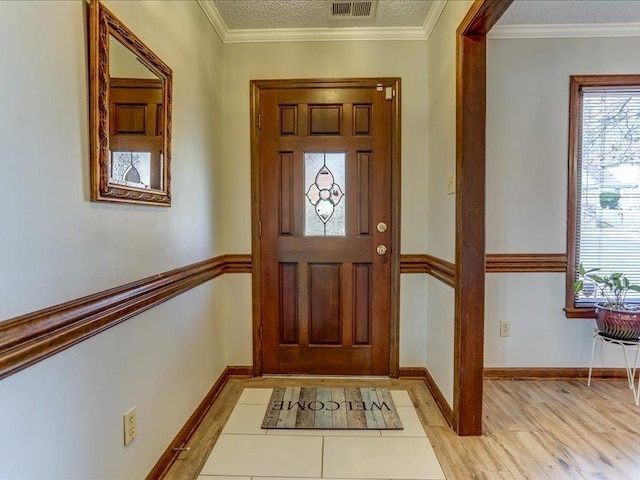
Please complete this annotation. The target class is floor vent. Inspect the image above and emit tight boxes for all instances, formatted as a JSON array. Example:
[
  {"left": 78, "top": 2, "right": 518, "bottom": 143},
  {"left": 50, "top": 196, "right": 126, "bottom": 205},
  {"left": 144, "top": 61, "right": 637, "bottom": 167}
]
[{"left": 329, "top": 1, "right": 378, "bottom": 19}]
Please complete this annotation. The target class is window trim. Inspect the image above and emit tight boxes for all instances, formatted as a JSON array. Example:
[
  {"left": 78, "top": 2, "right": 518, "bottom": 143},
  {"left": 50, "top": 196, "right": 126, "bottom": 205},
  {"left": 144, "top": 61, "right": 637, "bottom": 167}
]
[{"left": 565, "top": 74, "right": 640, "bottom": 318}]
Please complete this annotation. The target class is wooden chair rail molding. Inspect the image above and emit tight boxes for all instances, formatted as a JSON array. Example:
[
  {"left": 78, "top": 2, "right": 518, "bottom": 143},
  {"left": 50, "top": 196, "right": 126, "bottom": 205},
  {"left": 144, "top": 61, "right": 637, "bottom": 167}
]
[
  {"left": 399, "top": 254, "right": 455, "bottom": 287},
  {"left": 400, "top": 253, "right": 567, "bottom": 283},
  {"left": 485, "top": 253, "right": 567, "bottom": 273},
  {"left": 0, "top": 250, "right": 571, "bottom": 381},
  {"left": 0, "top": 254, "right": 252, "bottom": 381}
]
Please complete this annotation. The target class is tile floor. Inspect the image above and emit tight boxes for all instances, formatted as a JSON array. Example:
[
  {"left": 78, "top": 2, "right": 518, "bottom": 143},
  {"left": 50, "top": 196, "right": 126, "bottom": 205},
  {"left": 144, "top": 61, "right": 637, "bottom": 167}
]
[{"left": 197, "top": 387, "right": 445, "bottom": 480}]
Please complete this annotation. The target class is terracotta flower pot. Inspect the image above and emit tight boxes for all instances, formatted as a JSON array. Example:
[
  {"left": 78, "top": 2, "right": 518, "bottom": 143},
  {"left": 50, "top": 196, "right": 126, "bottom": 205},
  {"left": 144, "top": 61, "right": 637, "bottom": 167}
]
[{"left": 595, "top": 304, "right": 640, "bottom": 341}]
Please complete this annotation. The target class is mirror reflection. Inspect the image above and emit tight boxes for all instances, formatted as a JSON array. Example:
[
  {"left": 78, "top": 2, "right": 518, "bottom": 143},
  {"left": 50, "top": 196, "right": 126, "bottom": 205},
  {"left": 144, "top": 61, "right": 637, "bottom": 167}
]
[
  {"left": 88, "top": 0, "right": 172, "bottom": 206},
  {"left": 108, "top": 35, "right": 164, "bottom": 191}
]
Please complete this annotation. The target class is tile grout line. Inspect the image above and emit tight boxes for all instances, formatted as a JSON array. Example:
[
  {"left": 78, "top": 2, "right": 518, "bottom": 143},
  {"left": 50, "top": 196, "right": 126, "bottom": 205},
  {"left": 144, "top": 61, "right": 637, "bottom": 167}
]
[{"left": 203, "top": 386, "right": 441, "bottom": 480}]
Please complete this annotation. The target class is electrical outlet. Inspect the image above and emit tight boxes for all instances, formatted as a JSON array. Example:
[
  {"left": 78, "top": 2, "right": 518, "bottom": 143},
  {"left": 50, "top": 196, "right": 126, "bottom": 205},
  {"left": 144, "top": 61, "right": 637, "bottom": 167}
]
[
  {"left": 447, "top": 172, "right": 455, "bottom": 195},
  {"left": 500, "top": 321, "right": 511, "bottom": 337},
  {"left": 123, "top": 406, "right": 137, "bottom": 446}
]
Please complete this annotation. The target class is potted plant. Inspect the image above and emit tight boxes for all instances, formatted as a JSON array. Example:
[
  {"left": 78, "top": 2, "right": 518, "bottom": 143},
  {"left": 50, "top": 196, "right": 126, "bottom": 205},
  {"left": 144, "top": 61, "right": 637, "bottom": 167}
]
[{"left": 574, "top": 264, "right": 640, "bottom": 340}]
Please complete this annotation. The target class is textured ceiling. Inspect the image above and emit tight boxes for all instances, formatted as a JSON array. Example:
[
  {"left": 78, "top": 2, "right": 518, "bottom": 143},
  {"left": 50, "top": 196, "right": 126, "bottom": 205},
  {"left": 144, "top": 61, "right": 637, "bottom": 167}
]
[
  {"left": 212, "top": 0, "right": 435, "bottom": 30},
  {"left": 204, "top": 0, "right": 640, "bottom": 43},
  {"left": 498, "top": 0, "right": 640, "bottom": 25}
]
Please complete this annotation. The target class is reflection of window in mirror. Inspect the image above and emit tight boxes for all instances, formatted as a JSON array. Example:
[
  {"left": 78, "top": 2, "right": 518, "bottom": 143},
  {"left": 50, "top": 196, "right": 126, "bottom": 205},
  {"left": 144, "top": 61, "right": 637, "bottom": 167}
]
[{"left": 108, "top": 35, "right": 164, "bottom": 191}]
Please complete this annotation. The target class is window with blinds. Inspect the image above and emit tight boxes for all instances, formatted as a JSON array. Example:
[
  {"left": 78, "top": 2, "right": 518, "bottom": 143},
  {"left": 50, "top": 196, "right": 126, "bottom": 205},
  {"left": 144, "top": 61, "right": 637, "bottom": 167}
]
[{"left": 570, "top": 77, "right": 640, "bottom": 309}]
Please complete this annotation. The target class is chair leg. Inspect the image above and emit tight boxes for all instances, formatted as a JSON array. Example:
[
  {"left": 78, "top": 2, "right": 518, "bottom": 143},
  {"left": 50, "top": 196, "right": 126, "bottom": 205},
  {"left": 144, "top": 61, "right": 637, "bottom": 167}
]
[
  {"left": 632, "top": 345, "right": 640, "bottom": 387},
  {"left": 590, "top": 333, "right": 640, "bottom": 405},
  {"left": 632, "top": 345, "right": 640, "bottom": 406},
  {"left": 622, "top": 345, "right": 634, "bottom": 390},
  {"left": 635, "top": 370, "right": 640, "bottom": 407}
]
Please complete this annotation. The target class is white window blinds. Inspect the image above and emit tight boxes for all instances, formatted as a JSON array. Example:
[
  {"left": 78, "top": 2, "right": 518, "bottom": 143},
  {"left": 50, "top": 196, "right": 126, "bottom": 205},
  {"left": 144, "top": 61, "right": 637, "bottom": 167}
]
[{"left": 575, "top": 86, "right": 640, "bottom": 307}]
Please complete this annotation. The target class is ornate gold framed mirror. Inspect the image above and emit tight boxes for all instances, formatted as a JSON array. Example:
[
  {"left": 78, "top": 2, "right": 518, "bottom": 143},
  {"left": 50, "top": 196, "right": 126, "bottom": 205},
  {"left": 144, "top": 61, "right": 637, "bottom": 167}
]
[{"left": 88, "top": 0, "right": 173, "bottom": 206}]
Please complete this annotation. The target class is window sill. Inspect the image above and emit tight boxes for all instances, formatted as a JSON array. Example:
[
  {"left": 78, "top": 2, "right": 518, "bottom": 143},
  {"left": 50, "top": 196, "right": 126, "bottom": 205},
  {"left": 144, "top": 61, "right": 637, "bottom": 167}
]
[{"left": 564, "top": 307, "right": 596, "bottom": 319}]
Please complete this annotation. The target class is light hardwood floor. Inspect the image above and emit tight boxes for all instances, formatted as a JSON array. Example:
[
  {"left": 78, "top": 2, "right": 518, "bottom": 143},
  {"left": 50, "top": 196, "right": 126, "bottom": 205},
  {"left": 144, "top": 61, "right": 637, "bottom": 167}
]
[{"left": 164, "top": 377, "right": 640, "bottom": 480}]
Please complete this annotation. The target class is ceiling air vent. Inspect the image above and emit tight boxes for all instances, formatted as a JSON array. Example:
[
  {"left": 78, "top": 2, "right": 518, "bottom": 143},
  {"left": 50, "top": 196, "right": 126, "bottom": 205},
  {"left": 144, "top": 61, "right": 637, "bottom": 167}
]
[{"left": 329, "top": 1, "right": 378, "bottom": 20}]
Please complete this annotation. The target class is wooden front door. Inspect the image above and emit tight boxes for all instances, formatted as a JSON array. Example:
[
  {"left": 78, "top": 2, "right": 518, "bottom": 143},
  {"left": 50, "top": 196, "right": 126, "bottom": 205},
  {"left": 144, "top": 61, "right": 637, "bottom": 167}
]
[
  {"left": 253, "top": 79, "right": 400, "bottom": 376},
  {"left": 109, "top": 78, "right": 164, "bottom": 190}
]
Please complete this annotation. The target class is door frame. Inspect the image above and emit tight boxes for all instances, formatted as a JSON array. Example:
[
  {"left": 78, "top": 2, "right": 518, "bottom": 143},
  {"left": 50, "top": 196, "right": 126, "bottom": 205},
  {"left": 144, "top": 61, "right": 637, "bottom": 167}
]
[{"left": 250, "top": 78, "right": 401, "bottom": 377}]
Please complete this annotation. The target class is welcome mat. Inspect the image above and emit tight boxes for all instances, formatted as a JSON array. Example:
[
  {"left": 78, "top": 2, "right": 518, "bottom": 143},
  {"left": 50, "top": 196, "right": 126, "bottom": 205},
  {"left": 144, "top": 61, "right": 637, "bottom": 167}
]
[{"left": 261, "top": 387, "right": 403, "bottom": 430}]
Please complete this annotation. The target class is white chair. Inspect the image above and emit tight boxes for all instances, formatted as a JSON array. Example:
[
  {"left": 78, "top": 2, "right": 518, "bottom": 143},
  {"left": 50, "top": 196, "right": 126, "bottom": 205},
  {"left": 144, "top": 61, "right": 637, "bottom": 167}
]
[{"left": 588, "top": 329, "right": 640, "bottom": 405}]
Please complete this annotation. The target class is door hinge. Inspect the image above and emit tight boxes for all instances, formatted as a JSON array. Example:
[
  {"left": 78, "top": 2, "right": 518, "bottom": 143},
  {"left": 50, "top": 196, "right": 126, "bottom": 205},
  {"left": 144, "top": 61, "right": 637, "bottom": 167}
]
[
  {"left": 257, "top": 113, "right": 262, "bottom": 131},
  {"left": 259, "top": 324, "right": 264, "bottom": 342},
  {"left": 258, "top": 221, "right": 262, "bottom": 238}
]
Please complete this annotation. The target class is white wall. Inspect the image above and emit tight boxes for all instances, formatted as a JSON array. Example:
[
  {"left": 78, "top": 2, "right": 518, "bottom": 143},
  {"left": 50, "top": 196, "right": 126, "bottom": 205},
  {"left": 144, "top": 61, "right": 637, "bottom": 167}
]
[
  {"left": 425, "top": 277, "right": 455, "bottom": 403},
  {"left": 425, "top": 0, "right": 473, "bottom": 406},
  {"left": 221, "top": 40, "right": 430, "bottom": 367},
  {"left": 0, "top": 1, "right": 226, "bottom": 477},
  {"left": 225, "top": 274, "right": 254, "bottom": 366},
  {"left": 486, "top": 35, "right": 640, "bottom": 367}
]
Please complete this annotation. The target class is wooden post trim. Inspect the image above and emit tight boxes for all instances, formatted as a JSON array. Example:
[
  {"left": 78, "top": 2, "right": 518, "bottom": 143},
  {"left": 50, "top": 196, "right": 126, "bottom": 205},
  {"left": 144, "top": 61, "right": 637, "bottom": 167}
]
[{"left": 454, "top": 0, "right": 513, "bottom": 436}]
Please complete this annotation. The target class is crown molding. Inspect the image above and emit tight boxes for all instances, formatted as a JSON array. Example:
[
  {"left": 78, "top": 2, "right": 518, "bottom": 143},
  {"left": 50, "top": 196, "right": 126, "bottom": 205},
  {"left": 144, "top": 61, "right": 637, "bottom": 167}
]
[
  {"left": 223, "top": 26, "right": 427, "bottom": 43},
  {"left": 197, "top": 0, "right": 446, "bottom": 43},
  {"left": 489, "top": 22, "right": 640, "bottom": 39},
  {"left": 197, "top": 0, "right": 230, "bottom": 42},
  {"left": 423, "top": 0, "right": 447, "bottom": 40}
]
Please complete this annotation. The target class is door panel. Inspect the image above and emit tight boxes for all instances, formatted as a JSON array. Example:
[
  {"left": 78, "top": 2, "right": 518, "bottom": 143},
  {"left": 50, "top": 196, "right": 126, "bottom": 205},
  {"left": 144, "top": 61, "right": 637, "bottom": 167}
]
[
  {"left": 308, "top": 263, "right": 341, "bottom": 344},
  {"left": 279, "top": 263, "right": 298, "bottom": 344},
  {"left": 353, "top": 263, "right": 372, "bottom": 345},
  {"left": 109, "top": 78, "right": 164, "bottom": 190},
  {"left": 257, "top": 81, "right": 397, "bottom": 375}
]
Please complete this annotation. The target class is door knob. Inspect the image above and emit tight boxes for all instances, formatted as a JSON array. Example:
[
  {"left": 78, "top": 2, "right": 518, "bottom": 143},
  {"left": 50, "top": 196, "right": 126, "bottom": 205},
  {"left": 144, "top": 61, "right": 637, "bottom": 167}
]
[
  {"left": 376, "top": 245, "right": 387, "bottom": 256},
  {"left": 377, "top": 222, "right": 388, "bottom": 233}
]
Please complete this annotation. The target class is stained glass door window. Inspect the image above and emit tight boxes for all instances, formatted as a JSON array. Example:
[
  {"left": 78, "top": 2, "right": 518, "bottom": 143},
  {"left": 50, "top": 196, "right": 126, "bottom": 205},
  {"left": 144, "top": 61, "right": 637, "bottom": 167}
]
[
  {"left": 110, "top": 151, "right": 153, "bottom": 189},
  {"left": 304, "top": 152, "right": 346, "bottom": 236}
]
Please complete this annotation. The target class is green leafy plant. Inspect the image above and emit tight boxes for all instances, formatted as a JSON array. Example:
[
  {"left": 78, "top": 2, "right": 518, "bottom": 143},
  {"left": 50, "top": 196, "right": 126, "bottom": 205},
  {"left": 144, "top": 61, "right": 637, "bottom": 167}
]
[
  {"left": 574, "top": 264, "right": 640, "bottom": 309},
  {"left": 599, "top": 191, "right": 621, "bottom": 209}
]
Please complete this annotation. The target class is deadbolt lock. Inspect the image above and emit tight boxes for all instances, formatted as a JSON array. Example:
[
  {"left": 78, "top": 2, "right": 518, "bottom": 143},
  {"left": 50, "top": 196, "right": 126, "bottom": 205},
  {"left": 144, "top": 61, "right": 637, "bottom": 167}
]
[
  {"left": 377, "top": 222, "right": 388, "bottom": 233},
  {"left": 376, "top": 245, "right": 387, "bottom": 256}
]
